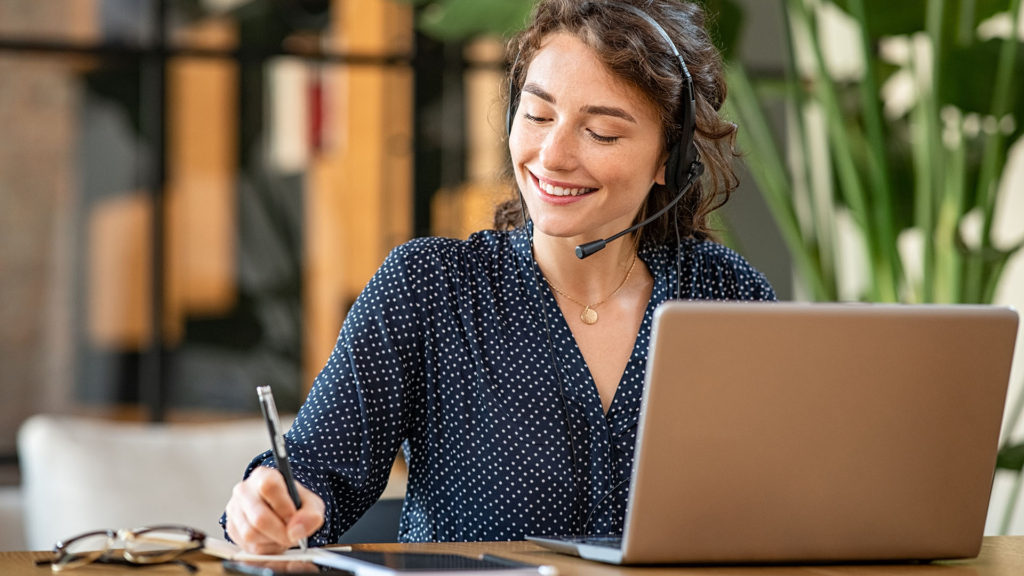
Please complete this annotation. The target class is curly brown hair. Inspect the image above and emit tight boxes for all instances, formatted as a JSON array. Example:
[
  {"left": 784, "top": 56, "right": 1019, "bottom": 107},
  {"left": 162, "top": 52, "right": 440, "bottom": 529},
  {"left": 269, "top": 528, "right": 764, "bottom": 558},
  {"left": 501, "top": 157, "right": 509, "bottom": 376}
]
[{"left": 495, "top": 0, "right": 739, "bottom": 245}]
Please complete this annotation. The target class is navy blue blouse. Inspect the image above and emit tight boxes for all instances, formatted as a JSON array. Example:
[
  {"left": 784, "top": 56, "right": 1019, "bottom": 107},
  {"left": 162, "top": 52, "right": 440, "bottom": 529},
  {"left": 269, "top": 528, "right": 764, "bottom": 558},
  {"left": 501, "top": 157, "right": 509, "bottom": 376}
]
[{"left": 237, "top": 226, "right": 775, "bottom": 543}]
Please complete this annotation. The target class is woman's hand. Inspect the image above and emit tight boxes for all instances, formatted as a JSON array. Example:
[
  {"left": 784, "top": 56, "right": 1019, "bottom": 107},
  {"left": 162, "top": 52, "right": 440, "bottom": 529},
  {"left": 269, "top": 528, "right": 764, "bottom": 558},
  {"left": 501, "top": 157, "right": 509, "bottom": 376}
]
[{"left": 225, "top": 466, "right": 326, "bottom": 554}]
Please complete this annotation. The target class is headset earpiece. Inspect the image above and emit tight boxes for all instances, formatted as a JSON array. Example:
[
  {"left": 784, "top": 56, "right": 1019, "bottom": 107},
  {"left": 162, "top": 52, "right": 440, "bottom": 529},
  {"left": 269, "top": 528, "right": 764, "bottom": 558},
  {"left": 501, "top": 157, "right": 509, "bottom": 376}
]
[
  {"left": 665, "top": 88, "right": 699, "bottom": 191},
  {"left": 664, "top": 141, "right": 683, "bottom": 192}
]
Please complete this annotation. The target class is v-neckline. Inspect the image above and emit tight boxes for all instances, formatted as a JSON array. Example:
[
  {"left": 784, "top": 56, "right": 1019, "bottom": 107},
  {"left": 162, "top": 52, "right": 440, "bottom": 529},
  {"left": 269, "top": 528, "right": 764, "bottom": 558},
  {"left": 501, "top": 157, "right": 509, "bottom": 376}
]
[{"left": 530, "top": 246, "right": 666, "bottom": 426}]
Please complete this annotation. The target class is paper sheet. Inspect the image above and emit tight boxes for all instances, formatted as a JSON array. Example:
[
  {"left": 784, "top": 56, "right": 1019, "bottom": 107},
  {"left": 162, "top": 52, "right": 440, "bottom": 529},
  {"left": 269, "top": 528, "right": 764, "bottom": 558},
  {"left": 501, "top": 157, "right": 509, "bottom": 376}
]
[{"left": 202, "top": 537, "right": 350, "bottom": 562}]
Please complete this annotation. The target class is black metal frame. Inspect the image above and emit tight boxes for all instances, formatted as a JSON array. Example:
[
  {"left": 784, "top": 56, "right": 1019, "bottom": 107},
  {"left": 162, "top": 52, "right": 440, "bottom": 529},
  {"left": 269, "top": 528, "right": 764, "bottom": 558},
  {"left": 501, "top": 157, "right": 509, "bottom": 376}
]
[{"left": 0, "top": 0, "right": 514, "bottom": 423}]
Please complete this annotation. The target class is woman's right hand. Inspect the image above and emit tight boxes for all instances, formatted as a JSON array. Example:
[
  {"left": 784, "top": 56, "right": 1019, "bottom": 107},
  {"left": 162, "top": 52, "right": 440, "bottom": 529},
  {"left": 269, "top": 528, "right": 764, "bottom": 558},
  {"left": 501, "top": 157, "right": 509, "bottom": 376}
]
[{"left": 224, "top": 466, "right": 326, "bottom": 554}]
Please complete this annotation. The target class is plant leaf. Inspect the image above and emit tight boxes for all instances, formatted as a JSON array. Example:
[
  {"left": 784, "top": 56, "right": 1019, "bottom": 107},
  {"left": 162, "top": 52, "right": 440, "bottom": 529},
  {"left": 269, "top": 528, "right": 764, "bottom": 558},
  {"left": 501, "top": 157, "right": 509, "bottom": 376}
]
[
  {"left": 998, "top": 442, "right": 1024, "bottom": 472},
  {"left": 418, "top": 0, "right": 534, "bottom": 41},
  {"left": 701, "top": 0, "right": 745, "bottom": 61},
  {"left": 831, "top": 0, "right": 1007, "bottom": 40}
]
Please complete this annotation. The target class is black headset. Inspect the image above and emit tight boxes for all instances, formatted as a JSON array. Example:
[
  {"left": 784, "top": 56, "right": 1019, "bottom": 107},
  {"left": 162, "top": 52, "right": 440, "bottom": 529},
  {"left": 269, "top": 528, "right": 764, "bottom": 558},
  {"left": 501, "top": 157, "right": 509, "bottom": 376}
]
[{"left": 506, "top": 1, "right": 701, "bottom": 198}]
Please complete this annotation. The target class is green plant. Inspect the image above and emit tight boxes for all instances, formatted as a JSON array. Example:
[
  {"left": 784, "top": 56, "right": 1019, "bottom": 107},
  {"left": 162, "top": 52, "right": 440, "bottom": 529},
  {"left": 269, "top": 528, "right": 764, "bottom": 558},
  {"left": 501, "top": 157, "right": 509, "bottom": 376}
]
[{"left": 724, "top": 0, "right": 1023, "bottom": 305}]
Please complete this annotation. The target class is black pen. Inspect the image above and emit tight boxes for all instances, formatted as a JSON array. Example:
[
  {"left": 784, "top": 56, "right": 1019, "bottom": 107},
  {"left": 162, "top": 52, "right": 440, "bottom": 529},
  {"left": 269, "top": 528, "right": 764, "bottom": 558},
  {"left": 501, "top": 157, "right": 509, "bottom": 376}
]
[{"left": 256, "top": 385, "right": 309, "bottom": 552}]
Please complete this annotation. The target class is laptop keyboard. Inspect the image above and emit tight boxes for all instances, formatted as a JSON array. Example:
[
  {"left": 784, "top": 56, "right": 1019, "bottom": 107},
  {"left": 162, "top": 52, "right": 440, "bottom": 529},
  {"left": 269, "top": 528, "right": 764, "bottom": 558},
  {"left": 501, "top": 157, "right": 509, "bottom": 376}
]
[{"left": 567, "top": 535, "right": 623, "bottom": 549}]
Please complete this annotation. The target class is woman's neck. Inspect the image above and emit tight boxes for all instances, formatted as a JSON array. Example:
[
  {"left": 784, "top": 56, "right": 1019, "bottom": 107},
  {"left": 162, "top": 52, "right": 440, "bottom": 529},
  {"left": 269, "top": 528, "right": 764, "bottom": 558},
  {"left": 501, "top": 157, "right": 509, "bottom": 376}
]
[{"left": 532, "top": 232, "right": 639, "bottom": 304}]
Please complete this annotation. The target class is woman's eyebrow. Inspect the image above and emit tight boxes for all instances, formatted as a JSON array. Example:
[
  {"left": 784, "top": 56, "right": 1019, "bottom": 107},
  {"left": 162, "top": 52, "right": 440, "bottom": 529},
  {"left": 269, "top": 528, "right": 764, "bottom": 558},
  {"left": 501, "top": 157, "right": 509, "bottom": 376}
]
[
  {"left": 522, "top": 82, "right": 637, "bottom": 123},
  {"left": 580, "top": 104, "right": 636, "bottom": 123},
  {"left": 522, "top": 82, "right": 555, "bottom": 103}
]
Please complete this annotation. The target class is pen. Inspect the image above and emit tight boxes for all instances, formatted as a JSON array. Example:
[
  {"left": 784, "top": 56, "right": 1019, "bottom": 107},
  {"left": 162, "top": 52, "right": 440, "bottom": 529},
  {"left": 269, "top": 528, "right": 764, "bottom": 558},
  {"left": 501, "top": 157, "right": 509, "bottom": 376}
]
[{"left": 256, "top": 385, "right": 308, "bottom": 553}]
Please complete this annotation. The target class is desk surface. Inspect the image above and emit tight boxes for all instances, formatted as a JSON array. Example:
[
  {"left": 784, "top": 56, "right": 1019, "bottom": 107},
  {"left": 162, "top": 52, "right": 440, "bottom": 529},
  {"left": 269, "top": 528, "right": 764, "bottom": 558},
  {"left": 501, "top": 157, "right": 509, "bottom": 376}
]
[{"left": 5, "top": 537, "right": 1024, "bottom": 576}]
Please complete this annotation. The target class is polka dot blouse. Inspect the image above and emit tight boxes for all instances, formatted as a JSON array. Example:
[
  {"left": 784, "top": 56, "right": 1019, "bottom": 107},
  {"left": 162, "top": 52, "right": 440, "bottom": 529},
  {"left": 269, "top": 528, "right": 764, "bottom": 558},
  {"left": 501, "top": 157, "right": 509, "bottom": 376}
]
[{"left": 235, "top": 226, "right": 775, "bottom": 544}]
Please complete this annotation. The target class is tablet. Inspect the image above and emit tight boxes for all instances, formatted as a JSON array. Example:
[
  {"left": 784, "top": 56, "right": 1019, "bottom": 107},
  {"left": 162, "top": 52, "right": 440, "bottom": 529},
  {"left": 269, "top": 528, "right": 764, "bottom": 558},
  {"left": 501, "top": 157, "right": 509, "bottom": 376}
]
[
  {"left": 224, "top": 559, "right": 353, "bottom": 576},
  {"left": 314, "top": 550, "right": 554, "bottom": 575}
]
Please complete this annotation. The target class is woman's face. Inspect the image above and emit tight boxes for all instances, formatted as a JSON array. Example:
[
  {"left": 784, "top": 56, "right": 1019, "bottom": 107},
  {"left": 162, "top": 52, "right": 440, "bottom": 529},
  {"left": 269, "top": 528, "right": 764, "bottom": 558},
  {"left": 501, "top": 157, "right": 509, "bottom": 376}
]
[{"left": 509, "top": 32, "right": 667, "bottom": 246}]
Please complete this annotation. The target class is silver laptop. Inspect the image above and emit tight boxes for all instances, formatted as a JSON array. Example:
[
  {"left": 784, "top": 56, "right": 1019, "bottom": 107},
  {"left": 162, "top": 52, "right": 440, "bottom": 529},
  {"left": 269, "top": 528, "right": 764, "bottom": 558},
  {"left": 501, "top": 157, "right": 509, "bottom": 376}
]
[{"left": 529, "top": 302, "right": 1019, "bottom": 564}]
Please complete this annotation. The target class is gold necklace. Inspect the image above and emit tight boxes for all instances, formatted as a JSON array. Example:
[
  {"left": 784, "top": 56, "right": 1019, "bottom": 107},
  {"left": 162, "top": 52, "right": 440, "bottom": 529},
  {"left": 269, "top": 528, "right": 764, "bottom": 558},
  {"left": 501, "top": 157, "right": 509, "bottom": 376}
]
[{"left": 545, "top": 253, "right": 638, "bottom": 325}]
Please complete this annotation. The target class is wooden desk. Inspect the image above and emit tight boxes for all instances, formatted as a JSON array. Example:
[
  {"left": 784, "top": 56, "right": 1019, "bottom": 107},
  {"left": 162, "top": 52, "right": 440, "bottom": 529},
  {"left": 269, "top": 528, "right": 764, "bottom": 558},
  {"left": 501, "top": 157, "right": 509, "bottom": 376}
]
[{"left": 5, "top": 538, "right": 1024, "bottom": 576}]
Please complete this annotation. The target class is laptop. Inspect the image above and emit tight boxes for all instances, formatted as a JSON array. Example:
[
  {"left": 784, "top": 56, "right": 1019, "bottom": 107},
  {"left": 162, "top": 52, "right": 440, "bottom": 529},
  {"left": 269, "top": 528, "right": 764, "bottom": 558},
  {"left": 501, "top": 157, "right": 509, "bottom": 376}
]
[{"left": 528, "top": 302, "right": 1019, "bottom": 564}]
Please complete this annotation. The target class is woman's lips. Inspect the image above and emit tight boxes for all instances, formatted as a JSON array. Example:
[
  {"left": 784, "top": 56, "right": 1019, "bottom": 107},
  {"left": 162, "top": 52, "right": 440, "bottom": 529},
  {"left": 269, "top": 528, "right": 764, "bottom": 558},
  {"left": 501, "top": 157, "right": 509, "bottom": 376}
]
[{"left": 531, "top": 171, "right": 597, "bottom": 202}]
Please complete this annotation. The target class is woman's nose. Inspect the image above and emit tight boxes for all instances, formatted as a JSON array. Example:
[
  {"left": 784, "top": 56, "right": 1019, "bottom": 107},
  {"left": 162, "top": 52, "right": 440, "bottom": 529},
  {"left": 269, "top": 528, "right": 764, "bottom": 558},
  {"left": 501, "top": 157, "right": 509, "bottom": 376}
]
[{"left": 539, "top": 124, "right": 577, "bottom": 171}]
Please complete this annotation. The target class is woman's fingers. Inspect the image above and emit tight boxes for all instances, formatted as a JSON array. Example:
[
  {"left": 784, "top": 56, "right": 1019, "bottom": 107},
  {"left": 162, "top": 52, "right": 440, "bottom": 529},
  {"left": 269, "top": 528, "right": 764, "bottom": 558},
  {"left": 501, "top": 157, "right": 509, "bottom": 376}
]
[
  {"left": 226, "top": 466, "right": 310, "bottom": 554},
  {"left": 287, "top": 484, "right": 326, "bottom": 542}
]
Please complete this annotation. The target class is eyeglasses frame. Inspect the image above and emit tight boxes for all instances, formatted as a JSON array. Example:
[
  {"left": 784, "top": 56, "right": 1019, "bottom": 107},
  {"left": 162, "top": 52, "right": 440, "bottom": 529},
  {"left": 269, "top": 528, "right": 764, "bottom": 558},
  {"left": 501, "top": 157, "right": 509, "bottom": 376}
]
[{"left": 48, "top": 524, "right": 206, "bottom": 572}]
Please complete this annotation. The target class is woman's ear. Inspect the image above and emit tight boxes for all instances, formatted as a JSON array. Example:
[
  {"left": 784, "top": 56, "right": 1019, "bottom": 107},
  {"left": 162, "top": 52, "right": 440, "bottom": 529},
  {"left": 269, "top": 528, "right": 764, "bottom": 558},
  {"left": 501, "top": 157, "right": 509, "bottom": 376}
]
[
  {"left": 653, "top": 146, "right": 670, "bottom": 185},
  {"left": 654, "top": 161, "right": 667, "bottom": 186}
]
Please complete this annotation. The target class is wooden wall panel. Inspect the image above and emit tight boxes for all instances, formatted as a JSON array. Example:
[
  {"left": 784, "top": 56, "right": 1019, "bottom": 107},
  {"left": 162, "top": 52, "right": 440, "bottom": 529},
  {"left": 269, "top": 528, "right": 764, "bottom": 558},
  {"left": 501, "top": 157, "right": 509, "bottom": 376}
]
[
  {"left": 304, "top": 0, "right": 413, "bottom": 387},
  {"left": 166, "top": 23, "right": 238, "bottom": 343},
  {"left": 88, "top": 194, "right": 152, "bottom": 348}
]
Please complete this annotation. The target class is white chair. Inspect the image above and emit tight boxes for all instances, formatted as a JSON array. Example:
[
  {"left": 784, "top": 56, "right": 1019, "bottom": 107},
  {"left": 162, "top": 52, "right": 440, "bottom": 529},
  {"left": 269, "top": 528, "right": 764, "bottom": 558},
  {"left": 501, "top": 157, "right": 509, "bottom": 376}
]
[
  {"left": 17, "top": 413, "right": 408, "bottom": 550},
  {"left": 17, "top": 414, "right": 272, "bottom": 551}
]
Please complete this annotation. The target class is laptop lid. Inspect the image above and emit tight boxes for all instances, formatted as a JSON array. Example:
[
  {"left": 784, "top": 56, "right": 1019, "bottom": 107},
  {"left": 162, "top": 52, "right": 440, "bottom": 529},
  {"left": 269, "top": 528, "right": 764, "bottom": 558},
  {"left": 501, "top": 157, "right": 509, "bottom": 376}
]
[{"left": 617, "top": 302, "right": 1018, "bottom": 564}]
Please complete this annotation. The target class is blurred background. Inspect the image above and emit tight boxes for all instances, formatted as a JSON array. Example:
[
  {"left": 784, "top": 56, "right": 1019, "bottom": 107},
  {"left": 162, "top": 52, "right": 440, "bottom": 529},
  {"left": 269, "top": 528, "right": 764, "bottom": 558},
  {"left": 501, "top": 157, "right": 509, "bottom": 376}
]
[{"left": 0, "top": 0, "right": 1022, "bottom": 549}]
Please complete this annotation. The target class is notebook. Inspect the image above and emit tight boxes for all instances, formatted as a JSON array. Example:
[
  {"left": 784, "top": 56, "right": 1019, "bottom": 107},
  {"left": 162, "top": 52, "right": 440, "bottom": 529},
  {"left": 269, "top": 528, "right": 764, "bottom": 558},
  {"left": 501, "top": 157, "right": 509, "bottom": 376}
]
[{"left": 528, "top": 302, "right": 1019, "bottom": 564}]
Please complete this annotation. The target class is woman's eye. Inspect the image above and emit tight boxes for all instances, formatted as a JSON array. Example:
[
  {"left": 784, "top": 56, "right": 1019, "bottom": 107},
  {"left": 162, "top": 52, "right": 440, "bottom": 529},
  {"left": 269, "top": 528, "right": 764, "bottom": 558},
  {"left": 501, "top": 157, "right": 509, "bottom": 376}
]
[
  {"left": 588, "top": 130, "right": 620, "bottom": 144},
  {"left": 523, "top": 113, "right": 548, "bottom": 123}
]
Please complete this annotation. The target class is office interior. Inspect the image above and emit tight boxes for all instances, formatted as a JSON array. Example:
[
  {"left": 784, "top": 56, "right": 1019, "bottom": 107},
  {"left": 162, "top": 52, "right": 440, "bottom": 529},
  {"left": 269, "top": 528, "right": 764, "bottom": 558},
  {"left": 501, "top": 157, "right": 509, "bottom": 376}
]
[{"left": 1, "top": 0, "right": 1023, "bottom": 553}]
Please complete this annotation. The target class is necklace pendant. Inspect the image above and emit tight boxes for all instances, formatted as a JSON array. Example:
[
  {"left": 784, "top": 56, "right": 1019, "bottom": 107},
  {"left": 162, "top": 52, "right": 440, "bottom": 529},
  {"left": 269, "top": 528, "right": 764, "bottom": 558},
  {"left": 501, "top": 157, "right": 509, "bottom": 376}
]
[{"left": 580, "top": 306, "right": 599, "bottom": 325}]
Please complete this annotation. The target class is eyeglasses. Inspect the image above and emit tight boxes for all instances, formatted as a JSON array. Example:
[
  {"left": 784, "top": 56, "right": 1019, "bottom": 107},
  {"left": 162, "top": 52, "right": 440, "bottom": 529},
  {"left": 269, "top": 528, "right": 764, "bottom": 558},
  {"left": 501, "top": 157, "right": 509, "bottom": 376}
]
[{"left": 40, "top": 525, "right": 206, "bottom": 572}]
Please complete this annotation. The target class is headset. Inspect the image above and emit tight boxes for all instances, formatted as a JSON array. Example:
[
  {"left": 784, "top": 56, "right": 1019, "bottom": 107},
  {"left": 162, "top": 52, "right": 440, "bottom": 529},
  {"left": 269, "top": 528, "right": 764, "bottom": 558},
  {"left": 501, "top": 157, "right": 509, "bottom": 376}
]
[{"left": 506, "top": 0, "right": 704, "bottom": 259}]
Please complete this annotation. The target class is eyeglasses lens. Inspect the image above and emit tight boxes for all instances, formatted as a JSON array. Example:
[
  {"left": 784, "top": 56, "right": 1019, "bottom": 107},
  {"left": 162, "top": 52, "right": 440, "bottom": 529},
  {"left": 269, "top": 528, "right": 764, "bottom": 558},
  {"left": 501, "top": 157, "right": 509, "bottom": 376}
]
[
  {"left": 53, "top": 531, "right": 113, "bottom": 571},
  {"left": 125, "top": 527, "right": 203, "bottom": 563}
]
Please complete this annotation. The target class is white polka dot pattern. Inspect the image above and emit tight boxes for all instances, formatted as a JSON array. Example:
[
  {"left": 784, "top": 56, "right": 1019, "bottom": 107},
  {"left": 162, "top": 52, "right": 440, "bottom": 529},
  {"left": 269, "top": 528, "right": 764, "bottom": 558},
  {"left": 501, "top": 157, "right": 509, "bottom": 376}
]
[{"left": 231, "top": 227, "right": 775, "bottom": 544}]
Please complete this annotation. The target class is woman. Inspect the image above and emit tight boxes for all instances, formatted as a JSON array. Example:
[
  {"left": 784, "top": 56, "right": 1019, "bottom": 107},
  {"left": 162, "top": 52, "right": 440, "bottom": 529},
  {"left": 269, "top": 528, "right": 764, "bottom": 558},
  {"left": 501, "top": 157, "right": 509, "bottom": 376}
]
[{"left": 224, "top": 0, "right": 775, "bottom": 553}]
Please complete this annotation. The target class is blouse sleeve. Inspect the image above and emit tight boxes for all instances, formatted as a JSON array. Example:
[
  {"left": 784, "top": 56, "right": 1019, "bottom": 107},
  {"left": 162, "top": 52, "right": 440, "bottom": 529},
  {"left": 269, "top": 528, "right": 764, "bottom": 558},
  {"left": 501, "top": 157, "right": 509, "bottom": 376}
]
[
  {"left": 683, "top": 241, "right": 777, "bottom": 302},
  {"left": 233, "top": 242, "right": 429, "bottom": 545}
]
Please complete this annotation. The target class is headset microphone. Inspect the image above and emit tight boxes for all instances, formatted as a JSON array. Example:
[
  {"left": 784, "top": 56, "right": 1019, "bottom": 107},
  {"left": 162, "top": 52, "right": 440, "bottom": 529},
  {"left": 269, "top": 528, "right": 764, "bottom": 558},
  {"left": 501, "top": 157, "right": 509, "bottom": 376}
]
[{"left": 574, "top": 161, "right": 704, "bottom": 259}]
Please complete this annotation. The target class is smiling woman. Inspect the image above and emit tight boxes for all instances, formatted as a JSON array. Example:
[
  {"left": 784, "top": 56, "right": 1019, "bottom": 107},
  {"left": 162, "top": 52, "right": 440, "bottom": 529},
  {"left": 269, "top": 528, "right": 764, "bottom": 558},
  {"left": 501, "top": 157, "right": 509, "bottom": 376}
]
[{"left": 222, "top": 0, "right": 775, "bottom": 553}]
